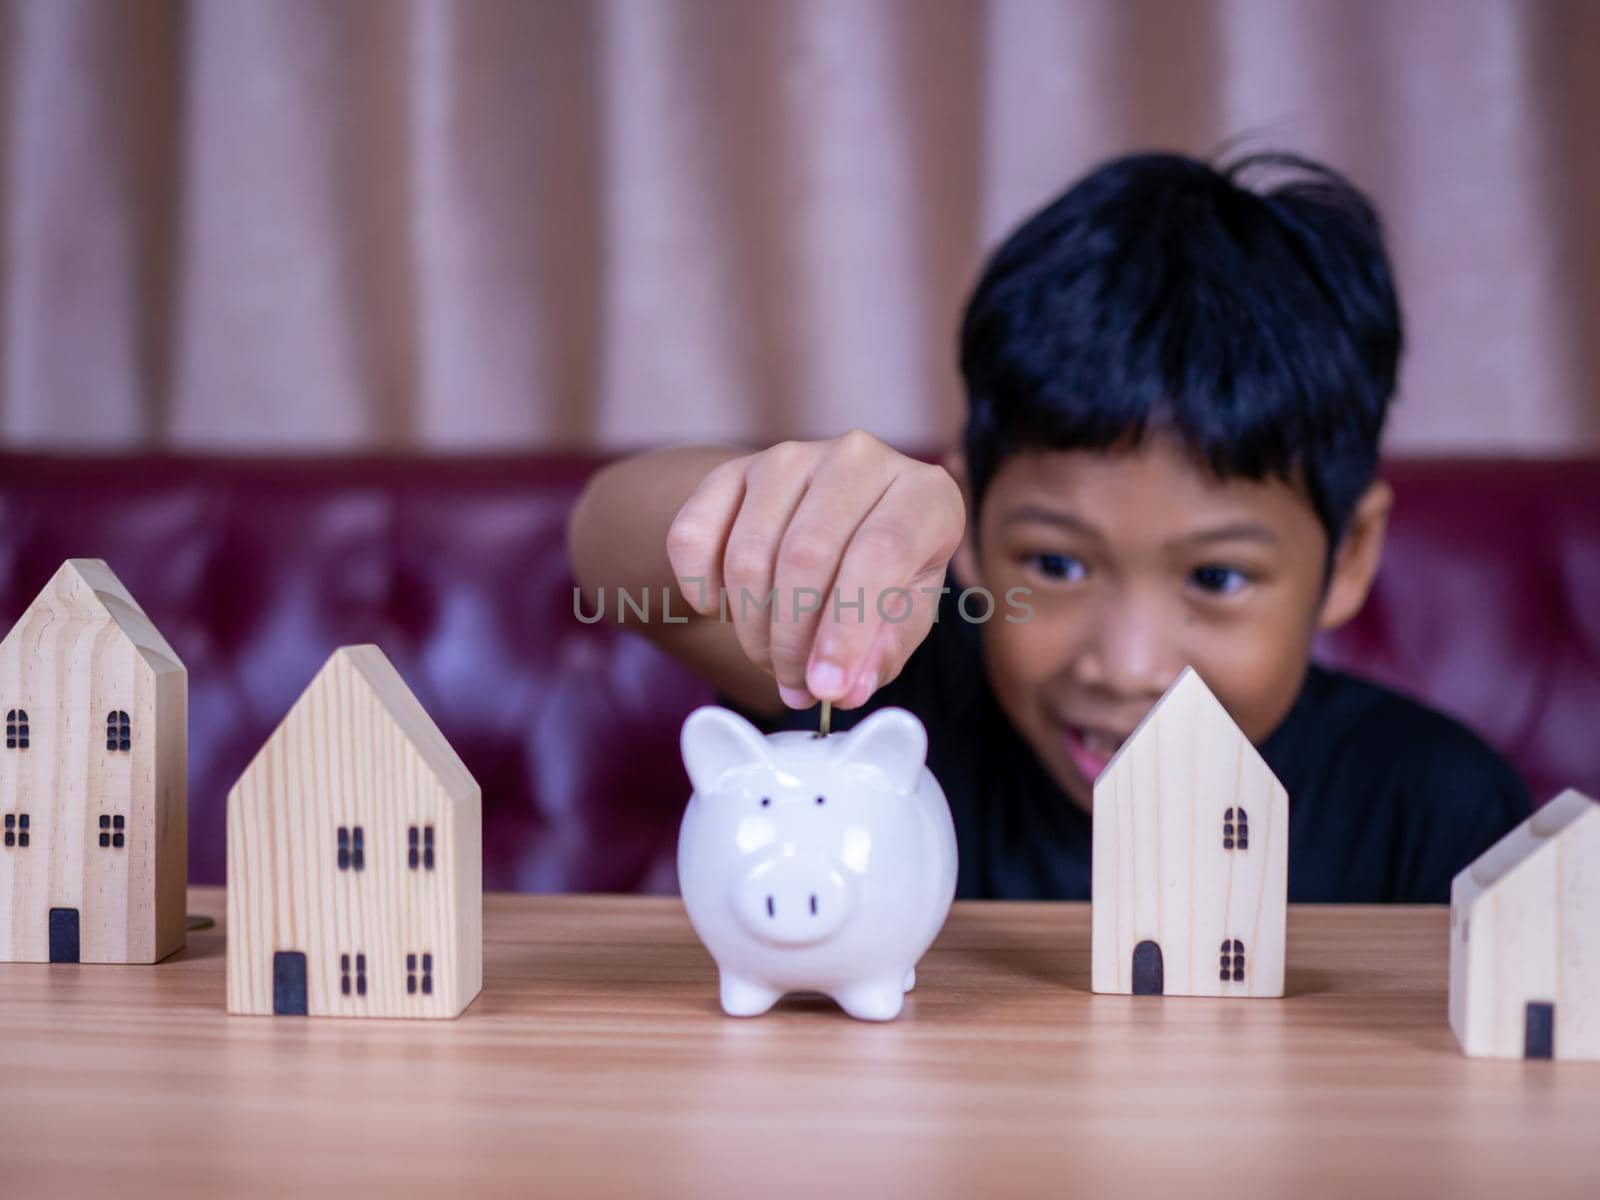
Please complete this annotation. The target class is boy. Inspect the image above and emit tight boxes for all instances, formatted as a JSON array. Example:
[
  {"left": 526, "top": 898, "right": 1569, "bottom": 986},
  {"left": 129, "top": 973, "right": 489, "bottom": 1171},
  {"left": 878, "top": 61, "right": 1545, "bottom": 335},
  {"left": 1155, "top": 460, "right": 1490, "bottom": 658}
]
[{"left": 568, "top": 150, "right": 1528, "bottom": 903}]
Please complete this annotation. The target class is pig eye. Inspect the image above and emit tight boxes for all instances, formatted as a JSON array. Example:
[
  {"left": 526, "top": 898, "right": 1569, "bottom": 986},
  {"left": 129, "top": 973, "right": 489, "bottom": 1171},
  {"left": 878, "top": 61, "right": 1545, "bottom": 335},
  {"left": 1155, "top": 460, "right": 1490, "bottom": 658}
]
[
  {"left": 760, "top": 797, "right": 771, "bottom": 807},
  {"left": 815, "top": 795, "right": 826, "bottom": 806}
]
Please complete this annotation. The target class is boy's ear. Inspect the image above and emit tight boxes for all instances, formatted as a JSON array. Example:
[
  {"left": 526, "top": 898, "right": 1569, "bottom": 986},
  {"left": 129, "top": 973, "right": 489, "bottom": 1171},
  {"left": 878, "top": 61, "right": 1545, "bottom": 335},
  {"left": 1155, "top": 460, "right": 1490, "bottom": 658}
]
[
  {"left": 1318, "top": 480, "right": 1393, "bottom": 631},
  {"left": 942, "top": 446, "right": 983, "bottom": 589}
]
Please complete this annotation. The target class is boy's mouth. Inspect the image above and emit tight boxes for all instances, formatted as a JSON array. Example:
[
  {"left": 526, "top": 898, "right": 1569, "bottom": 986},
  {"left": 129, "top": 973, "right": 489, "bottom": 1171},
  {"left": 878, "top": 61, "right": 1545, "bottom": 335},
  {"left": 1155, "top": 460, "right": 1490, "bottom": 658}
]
[{"left": 1060, "top": 721, "right": 1127, "bottom": 785}]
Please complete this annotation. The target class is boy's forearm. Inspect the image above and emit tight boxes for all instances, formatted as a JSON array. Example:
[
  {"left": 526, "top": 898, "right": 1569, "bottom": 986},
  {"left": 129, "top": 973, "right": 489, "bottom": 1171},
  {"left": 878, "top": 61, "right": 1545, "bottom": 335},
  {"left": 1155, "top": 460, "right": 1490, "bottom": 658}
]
[{"left": 568, "top": 445, "right": 747, "bottom": 626}]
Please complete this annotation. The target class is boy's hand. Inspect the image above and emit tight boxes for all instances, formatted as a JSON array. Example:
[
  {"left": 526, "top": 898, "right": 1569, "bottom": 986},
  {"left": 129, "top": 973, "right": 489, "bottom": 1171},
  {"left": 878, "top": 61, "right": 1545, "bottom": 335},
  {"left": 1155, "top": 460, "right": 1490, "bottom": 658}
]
[{"left": 666, "top": 430, "right": 966, "bottom": 711}]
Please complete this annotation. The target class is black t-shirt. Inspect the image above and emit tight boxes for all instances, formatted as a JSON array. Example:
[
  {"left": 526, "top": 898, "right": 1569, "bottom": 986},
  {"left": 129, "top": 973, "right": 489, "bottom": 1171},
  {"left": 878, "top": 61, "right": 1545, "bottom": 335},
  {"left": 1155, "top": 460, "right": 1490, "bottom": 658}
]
[{"left": 719, "top": 578, "right": 1530, "bottom": 903}]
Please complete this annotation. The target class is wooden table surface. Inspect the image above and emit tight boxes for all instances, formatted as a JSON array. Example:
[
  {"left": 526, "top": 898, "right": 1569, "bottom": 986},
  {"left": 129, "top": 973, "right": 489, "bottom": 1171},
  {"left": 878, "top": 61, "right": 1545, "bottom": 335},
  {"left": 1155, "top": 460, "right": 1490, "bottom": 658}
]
[{"left": 1, "top": 886, "right": 1594, "bottom": 1198}]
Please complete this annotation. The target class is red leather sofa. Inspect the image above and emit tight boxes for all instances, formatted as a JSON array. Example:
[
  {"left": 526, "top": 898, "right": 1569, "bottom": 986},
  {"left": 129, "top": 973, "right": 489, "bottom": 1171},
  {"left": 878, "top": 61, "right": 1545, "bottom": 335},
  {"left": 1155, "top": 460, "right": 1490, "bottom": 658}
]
[{"left": 1, "top": 453, "right": 1596, "bottom": 892}]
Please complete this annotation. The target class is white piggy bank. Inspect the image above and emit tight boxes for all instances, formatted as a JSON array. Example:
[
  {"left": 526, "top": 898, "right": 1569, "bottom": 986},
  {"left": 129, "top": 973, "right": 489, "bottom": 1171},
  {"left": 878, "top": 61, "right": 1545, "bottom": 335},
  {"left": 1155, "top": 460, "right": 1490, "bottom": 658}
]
[{"left": 677, "top": 704, "right": 958, "bottom": 1021}]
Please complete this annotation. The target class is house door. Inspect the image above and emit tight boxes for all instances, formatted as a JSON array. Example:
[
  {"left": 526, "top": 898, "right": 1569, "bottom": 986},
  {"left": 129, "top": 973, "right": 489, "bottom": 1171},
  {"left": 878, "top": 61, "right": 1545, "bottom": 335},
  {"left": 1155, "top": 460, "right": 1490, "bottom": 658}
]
[
  {"left": 273, "top": 951, "right": 309, "bottom": 1016},
  {"left": 1132, "top": 939, "right": 1164, "bottom": 995},
  {"left": 1525, "top": 1001, "right": 1555, "bottom": 1059},
  {"left": 49, "top": 908, "right": 80, "bottom": 963}
]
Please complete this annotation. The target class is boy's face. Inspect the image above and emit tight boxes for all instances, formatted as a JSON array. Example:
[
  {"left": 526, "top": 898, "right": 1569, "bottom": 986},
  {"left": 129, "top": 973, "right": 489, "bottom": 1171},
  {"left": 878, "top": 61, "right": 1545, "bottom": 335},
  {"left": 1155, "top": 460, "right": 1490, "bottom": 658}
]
[{"left": 948, "top": 433, "right": 1389, "bottom": 813}]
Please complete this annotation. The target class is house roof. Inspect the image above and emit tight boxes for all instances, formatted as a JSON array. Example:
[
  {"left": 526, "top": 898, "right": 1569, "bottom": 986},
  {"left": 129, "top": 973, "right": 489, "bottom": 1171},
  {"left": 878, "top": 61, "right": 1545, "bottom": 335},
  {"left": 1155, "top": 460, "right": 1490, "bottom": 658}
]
[
  {"left": 1455, "top": 788, "right": 1599, "bottom": 910},
  {"left": 1095, "top": 665, "right": 1283, "bottom": 802},
  {"left": 234, "top": 644, "right": 478, "bottom": 808},
  {"left": 1, "top": 558, "right": 184, "bottom": 677}
]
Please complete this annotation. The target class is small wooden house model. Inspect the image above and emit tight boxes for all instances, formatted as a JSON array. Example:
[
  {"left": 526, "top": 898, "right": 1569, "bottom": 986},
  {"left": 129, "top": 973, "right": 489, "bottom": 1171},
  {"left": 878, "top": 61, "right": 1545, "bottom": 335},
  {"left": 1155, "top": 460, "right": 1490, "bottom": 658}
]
[
  {"left": 226, "top": 645, "right": 482, "bottom": 1018},
  {"left": 1091, "top": 667, "right": 1289, "bottom": 997},
  {"left": 0, "top": 558, "right": 187, "bottom": 964},
  {"left": 1449, "top": 788, "right": 1598, "bottom": 1060}
]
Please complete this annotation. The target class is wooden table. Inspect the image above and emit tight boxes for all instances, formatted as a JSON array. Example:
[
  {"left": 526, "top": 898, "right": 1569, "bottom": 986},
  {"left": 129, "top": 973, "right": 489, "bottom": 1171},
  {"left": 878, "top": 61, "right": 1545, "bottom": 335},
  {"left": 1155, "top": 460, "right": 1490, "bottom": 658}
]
[{"left": 1, "top": 887, "right": 1594, "bottom": 1198}]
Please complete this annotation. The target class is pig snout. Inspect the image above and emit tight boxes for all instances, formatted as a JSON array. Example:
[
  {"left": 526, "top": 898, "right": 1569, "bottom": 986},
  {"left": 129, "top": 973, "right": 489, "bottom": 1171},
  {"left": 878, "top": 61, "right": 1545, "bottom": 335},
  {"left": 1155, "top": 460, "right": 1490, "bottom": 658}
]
[{"left": 735, "top": 856, "right": 853, "bottom": 946}]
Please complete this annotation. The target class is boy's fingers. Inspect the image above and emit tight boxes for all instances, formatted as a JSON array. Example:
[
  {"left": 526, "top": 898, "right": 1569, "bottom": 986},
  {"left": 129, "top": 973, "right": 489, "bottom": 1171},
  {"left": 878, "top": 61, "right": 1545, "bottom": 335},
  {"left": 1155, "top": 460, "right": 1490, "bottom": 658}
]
[
  {"left": 721, "top": 445, "right": 817, "bottom": 685},
  {"left": 665, "top": 435, "right": 959, "bottom": 716},
  {"left": 766, "top": 513, "right": 866, "bottom": 698},
  {"left": 835, "top": 564, "right": 944, "bottom": 708},
  {"left": 666, "top": 458, "right": 748, "bottom": 615},
  {"left": 810, "top": 470, "right": 960, "bottom": 703},
  {"left": 852, "top": 575, "right": 948, "bottom": 707},
  {"left": 769, "top": 444, "right": 896, "bottom": 699}
]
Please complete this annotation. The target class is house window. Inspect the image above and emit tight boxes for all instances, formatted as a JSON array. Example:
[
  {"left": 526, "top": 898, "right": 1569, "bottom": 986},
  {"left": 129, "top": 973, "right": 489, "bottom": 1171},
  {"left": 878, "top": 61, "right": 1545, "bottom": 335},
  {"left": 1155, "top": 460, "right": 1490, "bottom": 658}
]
[
  {"left": 1223, "top": 807, "right": 1249, "bottom": 851},
  {"left": 409, "top": 824, "right": 436, "bottom": 871},
  {"left": 341, "top": 952, "right": 368, "bottom": 997},
  {"left": 98, "top": 813, "right": 126, "bottom": 849},
  {"left": 3, "top": 813, "right": 28, "bottom": 848},
  {"left": 1220, "top": 939, "right": 1246, "bottom": 983},
  {"left": 337, "top": 825, "right": 365, "bottom": 871},
  {"left": 105, "top": 710, "right": 131, "bottom": 753},
  {"left": 407, "top": 952, "right": 434, "bottom": 996},
  {"left": 4, "top": 709, "right": 28, "bottom": 750}
]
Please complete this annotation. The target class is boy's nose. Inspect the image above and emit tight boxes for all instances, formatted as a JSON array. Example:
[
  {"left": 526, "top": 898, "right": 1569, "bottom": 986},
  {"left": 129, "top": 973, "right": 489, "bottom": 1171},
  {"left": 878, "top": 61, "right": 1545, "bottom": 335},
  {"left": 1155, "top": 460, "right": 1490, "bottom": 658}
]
[{"left": 1071, "top": 591, "right": 1181, "bottom": 705}]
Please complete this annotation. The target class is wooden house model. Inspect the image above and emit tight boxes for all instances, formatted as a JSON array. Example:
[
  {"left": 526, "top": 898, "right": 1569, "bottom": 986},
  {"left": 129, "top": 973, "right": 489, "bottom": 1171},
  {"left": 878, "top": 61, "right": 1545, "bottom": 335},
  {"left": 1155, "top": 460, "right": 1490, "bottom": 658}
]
[
  {"left": 1449, "top": 788, "right": 1598, "bottom": 1060},
  {"left": 1091, "top": 666, "right": 1289, "bottom": 997},
  {"left": 226, "top": 644, "right": 482, "bottom": 1018},
  {"left": 0, "top": 558, "right": 187, "bottom": 964}
]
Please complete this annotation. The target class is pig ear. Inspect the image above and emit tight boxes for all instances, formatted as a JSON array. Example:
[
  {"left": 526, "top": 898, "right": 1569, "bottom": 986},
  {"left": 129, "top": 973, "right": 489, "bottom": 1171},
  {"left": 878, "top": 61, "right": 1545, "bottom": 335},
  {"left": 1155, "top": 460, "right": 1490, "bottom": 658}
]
[
  {"left": 836, "top": 707, "right": 927, "bottom": 794},
  {"left": 681, "top": 706, "right": 773, "bottom": 795}
]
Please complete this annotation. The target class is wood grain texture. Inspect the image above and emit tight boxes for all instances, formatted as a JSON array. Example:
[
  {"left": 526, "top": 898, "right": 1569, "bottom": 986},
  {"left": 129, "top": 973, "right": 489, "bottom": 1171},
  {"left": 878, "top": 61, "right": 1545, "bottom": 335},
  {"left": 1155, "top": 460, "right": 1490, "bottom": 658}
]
[
  {"left": 1450, "top": 788, "right": 1600, "bottom": 1059},
  {"left": 226, "top": 645, "right": 481, "bottom": 1018},
  {"left": 1092, "top": 667, "right": 1288, "bottom": 997},
  {"left": 0, "top": 559, "right": 186, "bottom": 963},
  {"left": 2, "top": 887, "right": 1596, "bottom": 1199}
]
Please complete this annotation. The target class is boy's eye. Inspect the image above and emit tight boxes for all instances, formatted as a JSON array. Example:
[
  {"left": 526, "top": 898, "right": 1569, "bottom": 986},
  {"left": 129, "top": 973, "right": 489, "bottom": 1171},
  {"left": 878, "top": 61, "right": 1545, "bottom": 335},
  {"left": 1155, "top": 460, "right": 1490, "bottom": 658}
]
[
  {"left": 1027, "top": 552, "right": 1088, "bottom": 582},
  {"left": 1190, "top": 564, "right": 1251, "bottom": 595}
]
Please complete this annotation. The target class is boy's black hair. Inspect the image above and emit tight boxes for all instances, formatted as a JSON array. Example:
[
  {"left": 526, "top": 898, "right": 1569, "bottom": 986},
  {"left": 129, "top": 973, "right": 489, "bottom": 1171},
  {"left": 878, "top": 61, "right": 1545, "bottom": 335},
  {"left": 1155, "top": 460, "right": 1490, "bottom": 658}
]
[{"left": 959, "top": 150, "right": 1403, "bottom": 551}]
